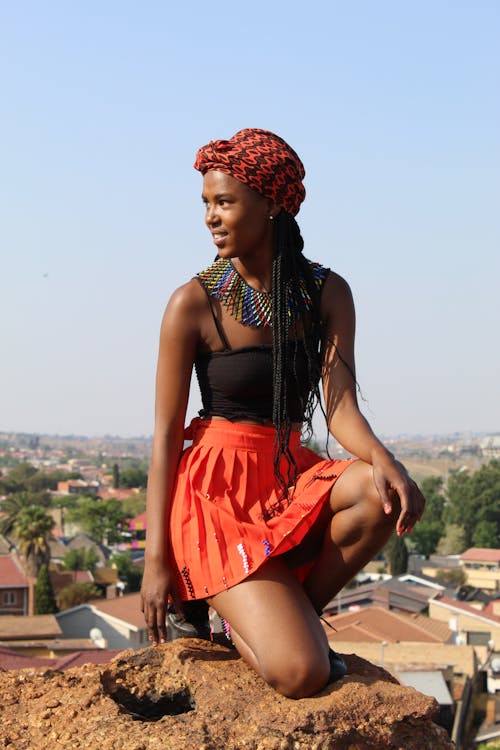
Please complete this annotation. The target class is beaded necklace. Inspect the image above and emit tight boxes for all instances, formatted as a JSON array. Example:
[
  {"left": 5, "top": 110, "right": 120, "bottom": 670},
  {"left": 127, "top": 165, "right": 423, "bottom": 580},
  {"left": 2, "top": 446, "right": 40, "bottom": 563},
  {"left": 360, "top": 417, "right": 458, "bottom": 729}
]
[{"left": 197, "top": 257, "right": 327, "bottom": 328}]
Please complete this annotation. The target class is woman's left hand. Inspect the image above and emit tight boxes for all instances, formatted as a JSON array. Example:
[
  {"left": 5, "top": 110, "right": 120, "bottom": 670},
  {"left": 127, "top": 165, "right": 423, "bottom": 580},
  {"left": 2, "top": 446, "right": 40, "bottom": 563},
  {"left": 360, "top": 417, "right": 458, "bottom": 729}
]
[{"left": 372, "top": 451, "right": 425, "bottom": 536}]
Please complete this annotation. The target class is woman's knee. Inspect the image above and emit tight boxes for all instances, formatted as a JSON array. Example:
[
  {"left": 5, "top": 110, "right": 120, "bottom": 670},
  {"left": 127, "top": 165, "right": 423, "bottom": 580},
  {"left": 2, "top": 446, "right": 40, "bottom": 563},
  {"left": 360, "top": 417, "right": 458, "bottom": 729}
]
[
  {"left": 261, "top": 652, "right": 330, "bottom": 699},
  {"left": 333, "top": 461, "right": 399, "bottom": 531}
]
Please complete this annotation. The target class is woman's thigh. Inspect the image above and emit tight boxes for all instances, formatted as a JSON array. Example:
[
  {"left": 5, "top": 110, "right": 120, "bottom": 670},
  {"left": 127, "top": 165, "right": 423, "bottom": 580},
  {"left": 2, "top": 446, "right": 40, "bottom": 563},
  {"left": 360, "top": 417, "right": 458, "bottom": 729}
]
[{"left": 207, "top": 557, "right": 330, "bottom": 697}]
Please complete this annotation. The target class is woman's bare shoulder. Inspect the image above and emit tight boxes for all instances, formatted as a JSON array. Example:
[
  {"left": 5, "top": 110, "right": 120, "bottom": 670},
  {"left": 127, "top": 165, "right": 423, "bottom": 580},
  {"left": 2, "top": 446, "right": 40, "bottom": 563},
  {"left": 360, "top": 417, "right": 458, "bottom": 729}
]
[
  {"left": 321, "top": 270, "right": 354, "bottom": 311},
  {"left": 163, "top": 278, "right": 206, "bottom": 317},
  {"left": 160, "top": 278, "right": 207, "bottom": 336}
]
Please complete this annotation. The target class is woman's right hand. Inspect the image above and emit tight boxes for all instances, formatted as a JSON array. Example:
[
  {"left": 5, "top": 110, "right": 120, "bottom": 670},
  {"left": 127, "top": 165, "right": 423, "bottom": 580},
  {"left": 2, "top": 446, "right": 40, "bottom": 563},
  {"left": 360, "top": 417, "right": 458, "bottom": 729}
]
[{"left": 140, "top": 560, "right": 180, "bottom": 646}]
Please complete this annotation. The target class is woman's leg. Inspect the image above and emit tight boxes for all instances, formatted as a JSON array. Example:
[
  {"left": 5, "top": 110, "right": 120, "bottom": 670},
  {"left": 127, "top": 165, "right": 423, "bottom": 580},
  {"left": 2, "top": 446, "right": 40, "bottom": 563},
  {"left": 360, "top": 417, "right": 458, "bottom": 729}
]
[
  {"left": 303, "top": 460, "right": 399, "bottom": 612},
  {"left": 208, "top": 557, "right": 330, "bottom": 699}
]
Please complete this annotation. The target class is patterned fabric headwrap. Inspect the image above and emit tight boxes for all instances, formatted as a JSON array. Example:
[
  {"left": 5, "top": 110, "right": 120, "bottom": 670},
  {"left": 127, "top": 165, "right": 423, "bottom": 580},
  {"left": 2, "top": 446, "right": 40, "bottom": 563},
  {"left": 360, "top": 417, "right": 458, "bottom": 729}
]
[{"left": 193, "top": 128, "right": 306, "bottom": 216}]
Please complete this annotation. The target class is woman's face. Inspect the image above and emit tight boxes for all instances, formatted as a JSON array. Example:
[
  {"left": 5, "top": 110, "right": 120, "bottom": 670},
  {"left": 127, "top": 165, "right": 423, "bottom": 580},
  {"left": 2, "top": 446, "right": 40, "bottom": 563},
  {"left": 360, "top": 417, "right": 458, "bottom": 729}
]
[{"left": 202, "top": 171, "right": 274, "bottom": 260}]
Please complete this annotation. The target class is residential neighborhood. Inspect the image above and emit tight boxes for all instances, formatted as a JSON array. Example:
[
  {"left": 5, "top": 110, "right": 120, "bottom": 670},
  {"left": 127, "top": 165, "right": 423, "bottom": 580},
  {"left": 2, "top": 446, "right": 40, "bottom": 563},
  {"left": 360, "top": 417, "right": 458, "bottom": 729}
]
[{"left": 0, "top": 430, "right": 499, "bottom": 749}]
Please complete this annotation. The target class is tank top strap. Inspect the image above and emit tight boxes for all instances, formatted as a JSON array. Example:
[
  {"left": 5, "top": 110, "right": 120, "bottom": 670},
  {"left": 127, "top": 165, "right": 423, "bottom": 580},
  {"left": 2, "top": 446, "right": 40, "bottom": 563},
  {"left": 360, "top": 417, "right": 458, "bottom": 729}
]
[{"left": 195, "top": 276, "right": 230, "bottom": 350}]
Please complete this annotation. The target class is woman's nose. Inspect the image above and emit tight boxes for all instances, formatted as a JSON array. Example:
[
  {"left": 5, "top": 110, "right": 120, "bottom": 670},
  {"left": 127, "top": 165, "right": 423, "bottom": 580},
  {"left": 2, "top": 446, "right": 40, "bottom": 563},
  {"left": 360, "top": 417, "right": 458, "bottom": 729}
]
[{"left": 205, "top": 204, "right": 219, "bottom": 226}]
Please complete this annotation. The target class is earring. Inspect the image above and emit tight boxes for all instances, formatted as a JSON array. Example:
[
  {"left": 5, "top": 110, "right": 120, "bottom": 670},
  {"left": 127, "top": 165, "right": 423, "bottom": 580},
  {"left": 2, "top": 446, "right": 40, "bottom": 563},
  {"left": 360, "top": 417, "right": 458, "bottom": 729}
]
[{"left": 269, "top": 215, "right": 274, "bottom": 220}]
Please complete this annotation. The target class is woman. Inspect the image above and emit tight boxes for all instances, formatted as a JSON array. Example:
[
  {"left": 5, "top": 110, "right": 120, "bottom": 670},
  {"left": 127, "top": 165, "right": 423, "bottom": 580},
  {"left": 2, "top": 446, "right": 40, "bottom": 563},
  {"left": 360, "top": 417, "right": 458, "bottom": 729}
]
[{"left": 140, "top": 128, "right": 425, "bottom": 699}]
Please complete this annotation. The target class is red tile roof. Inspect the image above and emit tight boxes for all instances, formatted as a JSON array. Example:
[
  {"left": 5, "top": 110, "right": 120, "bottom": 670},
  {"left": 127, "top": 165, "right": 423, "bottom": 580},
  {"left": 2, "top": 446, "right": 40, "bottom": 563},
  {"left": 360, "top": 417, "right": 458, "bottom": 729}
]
[
  {"left": 434, "top": 595, "right": 500, "bottom": 624},
  {"left": 129, "top": 511, "right": 147, "bottom": 530},
  {"left": 0, "top": 645, "right": 122, "bottom": 671},
  {"left": 98, "top": 488, "right": 137, "bottom": 501},
  {"left": 460, "top": 548, "right": 500, "bottom": 563},
  {"left": 322, "top": 605, "right": 452, "bottom": 643},
  {"left": 0, "top": 555, "right": 28, "bottom": 587}
]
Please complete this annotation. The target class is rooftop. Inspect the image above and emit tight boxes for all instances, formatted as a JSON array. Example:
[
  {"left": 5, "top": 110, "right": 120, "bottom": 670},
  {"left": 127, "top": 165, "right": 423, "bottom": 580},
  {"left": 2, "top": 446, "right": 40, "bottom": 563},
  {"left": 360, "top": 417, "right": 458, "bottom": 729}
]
[
  {"left": 0, "top": 615, "right": 61, "bottom": 640},
  {"left": 460, "top": 547, "right": 500, "bottom": 563},
  {"left": 0, "top": 555, "right": 28, "bottom": 588},
  {"left": 322, "top": 606, "right": 452, "bottom": 643},
  {"left": 0, "top": 644, "right": 122, "bottom": 671}
]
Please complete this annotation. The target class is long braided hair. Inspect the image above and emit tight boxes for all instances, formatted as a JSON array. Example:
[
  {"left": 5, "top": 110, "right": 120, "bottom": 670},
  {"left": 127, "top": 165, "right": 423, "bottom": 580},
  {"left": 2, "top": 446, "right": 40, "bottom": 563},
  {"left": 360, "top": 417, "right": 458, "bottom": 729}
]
[{"left": 271, "top": 210, "right": 324, "bottom": 498}]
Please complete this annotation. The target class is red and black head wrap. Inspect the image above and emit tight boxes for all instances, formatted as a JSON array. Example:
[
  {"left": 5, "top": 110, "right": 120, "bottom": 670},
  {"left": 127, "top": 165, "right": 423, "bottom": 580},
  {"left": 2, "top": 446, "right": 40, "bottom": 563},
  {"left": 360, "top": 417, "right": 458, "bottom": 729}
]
[{"left": 194, "top": 128, "right": 306, "bottom": 217}]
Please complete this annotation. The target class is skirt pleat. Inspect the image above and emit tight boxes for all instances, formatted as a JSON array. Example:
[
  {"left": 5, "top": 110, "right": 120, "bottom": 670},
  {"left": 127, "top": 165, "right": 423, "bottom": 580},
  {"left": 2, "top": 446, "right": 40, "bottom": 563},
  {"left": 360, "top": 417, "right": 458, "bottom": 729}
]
[{"left": 170, "top": 418, "right": 356, "bottom": 600}]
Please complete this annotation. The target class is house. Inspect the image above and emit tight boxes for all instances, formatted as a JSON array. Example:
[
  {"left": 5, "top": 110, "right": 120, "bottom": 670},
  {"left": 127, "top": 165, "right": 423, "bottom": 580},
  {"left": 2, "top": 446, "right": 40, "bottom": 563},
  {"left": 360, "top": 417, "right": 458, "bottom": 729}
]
[
  {"left": 323, "top": 577, "right": 439, "bottom": 616},
  {"left": 429, "top": 595, "right": 500, "bottom": 649},
  {"left": 49, "top": 565, "right": 94, "bottom": 596},
  {"left": 65, "top": 533, "right": 110, "bottom": 565},
  {"left": 0, "top": 554, "right": 29, "bottom": 616},
  {"left": 56, "top": 591, "right": 148, "bottom": 650},
  {"left": 98, "top": 487, "right": 139, "bottom": 501},
  {"left": 459, "top": 548, "right": 500, "bottom": 592},
  {"left": 56, "top": 479, "right": 100, "bottom": 496},
  {"left": 125, "top": 511, "right": 146, "bottom": 550},
  {"left": 0, "top": 614, "right": 62, "bottom": 652},
  {"left": 49, "top": 564, "right": 119, "bottom": 600},
  {"left": 321, "top": 605, "right": 453, "bottom": 644},
  {"left": 0, "top": 644, "right": 122, "bottom": 670}
]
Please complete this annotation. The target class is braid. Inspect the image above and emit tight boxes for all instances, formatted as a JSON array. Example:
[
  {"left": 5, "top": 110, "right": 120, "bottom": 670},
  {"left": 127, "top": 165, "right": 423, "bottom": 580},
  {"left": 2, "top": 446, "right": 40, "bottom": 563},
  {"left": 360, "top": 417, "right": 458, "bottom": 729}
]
[{"left": 271, "top": 212, "right": 323, "bottom": 497}]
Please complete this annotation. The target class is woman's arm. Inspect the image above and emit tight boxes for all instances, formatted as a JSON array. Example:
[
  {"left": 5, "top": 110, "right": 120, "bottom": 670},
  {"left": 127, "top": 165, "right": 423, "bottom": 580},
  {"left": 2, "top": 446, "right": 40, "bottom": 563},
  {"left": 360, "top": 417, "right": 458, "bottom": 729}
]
[
  {"left": 140, "top": 279, "right": 202, "bottom": 645},
  {"left": 321, "top": 272, "right": 425, "bottom": 534}
]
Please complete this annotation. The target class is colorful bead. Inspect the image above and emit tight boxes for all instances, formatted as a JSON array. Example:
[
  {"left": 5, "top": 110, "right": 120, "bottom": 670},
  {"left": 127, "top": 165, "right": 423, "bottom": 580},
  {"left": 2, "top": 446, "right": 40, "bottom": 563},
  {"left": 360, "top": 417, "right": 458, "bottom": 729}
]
[
  {"left": 197, "top": 257, "right": 328, "bottom": 328},
  {"left": 237, "top": 542, "right": 250, "bottom": 574},
  {"left": 221, "top": 617, "right": 232, "bottom": 641},
  {"left": 261, "top": 539, "right": 272, "bottom": 557}
]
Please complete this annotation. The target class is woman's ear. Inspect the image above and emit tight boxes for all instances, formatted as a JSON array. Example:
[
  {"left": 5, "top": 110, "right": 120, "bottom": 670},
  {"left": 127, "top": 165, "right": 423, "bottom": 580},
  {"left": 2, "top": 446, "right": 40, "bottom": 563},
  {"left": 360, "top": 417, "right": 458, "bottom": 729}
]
[{"left": 268, "top": 203, "right": 281, "bottom": 220}]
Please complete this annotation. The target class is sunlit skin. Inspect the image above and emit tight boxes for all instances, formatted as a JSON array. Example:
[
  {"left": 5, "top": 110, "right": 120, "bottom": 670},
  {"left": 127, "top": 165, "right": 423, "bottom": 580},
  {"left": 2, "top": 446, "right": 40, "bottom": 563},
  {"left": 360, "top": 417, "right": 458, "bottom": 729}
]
[
  {"left": 202, "top": 170, "right": 278, "bottom": 291},
  {"left": 140, "top": 168, "right": 425, "bottom": 698}
]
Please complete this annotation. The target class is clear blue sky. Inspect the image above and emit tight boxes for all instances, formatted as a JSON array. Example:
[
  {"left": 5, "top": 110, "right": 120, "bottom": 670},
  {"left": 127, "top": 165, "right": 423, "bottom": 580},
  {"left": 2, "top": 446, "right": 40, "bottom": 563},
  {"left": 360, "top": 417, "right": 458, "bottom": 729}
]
[{"left": 1, "top": 1, "right": 498, "bottom": 438}]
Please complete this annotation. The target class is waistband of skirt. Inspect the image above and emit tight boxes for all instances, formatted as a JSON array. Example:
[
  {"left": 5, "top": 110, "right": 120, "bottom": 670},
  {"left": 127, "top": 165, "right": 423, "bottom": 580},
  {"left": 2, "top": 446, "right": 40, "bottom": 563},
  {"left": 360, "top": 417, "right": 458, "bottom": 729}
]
[{"left": 184, "top": 417, "right": 301, "bottom": 451}]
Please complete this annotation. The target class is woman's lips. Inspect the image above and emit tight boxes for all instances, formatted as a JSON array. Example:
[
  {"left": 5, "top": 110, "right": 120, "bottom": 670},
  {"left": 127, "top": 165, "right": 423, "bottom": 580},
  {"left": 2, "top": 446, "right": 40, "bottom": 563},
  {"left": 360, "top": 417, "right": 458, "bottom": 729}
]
[{"left": 212, "top": 232, "right": 228, "bottom": 247}]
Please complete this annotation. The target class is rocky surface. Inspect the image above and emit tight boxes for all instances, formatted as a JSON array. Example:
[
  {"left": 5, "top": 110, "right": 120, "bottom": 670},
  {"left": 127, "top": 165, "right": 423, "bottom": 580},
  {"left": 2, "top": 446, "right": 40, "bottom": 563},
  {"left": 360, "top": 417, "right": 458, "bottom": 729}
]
[{"left": 0, "top": 638, "right": 455, "bottom": 749}]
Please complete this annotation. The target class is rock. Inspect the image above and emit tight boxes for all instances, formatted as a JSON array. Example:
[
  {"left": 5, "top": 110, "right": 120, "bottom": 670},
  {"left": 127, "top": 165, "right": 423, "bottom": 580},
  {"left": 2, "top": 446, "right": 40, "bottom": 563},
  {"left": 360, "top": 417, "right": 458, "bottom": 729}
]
[{"left": 0, "top": 639, "right": 455, "bottom": 749}]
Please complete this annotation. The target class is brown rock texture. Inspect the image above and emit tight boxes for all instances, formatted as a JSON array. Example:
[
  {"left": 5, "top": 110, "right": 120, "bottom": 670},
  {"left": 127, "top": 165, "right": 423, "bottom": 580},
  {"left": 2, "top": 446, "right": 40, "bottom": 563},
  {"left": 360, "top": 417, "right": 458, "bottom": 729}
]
[{"left": 0, "top": 639, "right": 455, "bottom": 750}]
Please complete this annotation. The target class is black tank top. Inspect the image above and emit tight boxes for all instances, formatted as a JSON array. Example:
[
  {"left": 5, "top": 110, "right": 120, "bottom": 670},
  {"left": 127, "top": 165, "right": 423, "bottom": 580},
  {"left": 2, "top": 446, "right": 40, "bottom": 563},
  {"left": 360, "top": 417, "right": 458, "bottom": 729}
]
[{"left": 194, "top": 280, "right": 316, "bottom": 423}]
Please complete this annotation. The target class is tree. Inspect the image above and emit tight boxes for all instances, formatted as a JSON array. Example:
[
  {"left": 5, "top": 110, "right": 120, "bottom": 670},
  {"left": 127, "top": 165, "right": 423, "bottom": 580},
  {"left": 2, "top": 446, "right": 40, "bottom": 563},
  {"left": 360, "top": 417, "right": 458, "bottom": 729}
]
[
  {"left": 109, "top": 550, "right": 143, "bottom": 593},
  {"left": 384, "top": 533, "right": 408, "bottom": 575},
  {"left": 13, "top": 506, "right": 55, "bottom": 577},
  {"left": 66, "top": 498, "right": 127, "bottom": 545},
  {"left": 56, "top": 582, "right": 101, "bottom": 610},
  {"left": 0, "top": 491, "right": 51, "bottom": 536},
  {"left": 119, "top": 467, "right": 148, "bottom": 489},
  {"left": 62, "top": 546, "right": 99, "bottom": 575},
  {"left": 420, "top": 476, "right": 445, "bottom": 524},
  {"left": 35, "top": 563, "right": 57, "bottom": 614},
  {"left": 0, "top": 462, "right": 37, "bottom": 494},
  {"left": 121, "top": 492, "right": 147, "bottom": 519},
  {"left": 473, "top": 520, "right": 499, "bottom": 548},
  {"left": 410, "top": 520, "right": 443, "bottom": 558},
  {"left": 435, "top": 568, "right": 466, "bottom": 588},
  {"left": 436, "top": 524, "right": 467, "bottom": 555},
  {"left": 112, "top": 463, "right": 120, "bottom": 490},
  {"left": 444, "top": 460, "right": 500, "bottom": 549}
]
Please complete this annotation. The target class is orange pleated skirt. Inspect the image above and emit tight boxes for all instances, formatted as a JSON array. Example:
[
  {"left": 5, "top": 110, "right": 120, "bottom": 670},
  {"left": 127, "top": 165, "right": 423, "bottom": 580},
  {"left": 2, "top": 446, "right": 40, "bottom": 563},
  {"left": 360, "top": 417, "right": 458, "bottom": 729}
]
[{"left": 169, "top": 418, "right": 356, "bottom": 600}]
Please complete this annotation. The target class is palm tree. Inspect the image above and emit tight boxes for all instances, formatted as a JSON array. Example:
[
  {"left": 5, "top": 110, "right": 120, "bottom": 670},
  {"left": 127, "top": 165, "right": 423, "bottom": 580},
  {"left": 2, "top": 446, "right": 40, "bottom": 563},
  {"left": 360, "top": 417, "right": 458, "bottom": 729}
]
[
  {"left": 0, "top": 491, "right": 51, "bottom": 537},
  {"left": 12, "top": 506, "right": 55, "bottom": 578}
]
